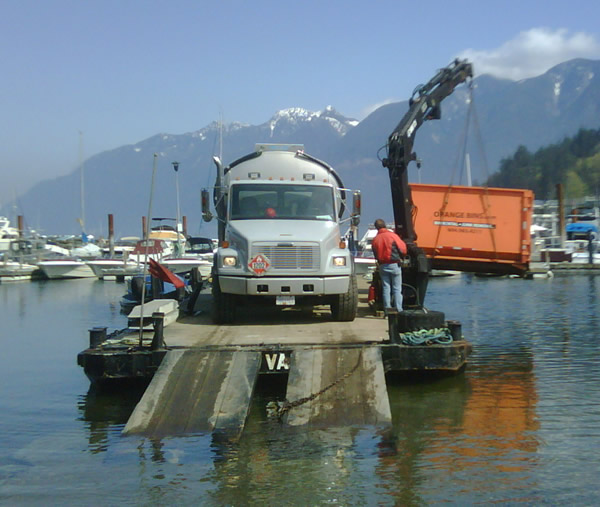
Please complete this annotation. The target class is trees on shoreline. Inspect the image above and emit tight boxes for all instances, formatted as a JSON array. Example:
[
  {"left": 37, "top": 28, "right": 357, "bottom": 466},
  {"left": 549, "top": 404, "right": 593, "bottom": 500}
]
[{"left": 487, "top": 128, "right": 600, "bottom": 200}]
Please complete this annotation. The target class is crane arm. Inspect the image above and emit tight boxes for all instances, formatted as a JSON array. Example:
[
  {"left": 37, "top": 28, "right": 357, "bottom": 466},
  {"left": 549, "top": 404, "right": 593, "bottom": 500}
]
[
  {"left": 382, "top": 58, "right": 473, "bottom": 242},
  {"left": 380, "top": 59, "right": 473, "bottom": 307}
]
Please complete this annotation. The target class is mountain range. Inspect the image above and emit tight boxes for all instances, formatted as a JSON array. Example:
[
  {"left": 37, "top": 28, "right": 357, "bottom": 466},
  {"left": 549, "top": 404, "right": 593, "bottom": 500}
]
[{"left": 6, "top": 58, "right": 600, "bottom": 239}]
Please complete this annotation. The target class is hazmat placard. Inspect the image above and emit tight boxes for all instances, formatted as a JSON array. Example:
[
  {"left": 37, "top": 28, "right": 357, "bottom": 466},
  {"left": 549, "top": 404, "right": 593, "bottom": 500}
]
[{"left": 248, "top": 254, "right": 270, "bottom": 275}]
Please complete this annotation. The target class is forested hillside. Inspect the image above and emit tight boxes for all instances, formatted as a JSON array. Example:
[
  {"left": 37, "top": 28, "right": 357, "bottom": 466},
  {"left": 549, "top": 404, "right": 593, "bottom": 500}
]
[{"left": 487, "top": 128, "right": 600, "bottom": 199}]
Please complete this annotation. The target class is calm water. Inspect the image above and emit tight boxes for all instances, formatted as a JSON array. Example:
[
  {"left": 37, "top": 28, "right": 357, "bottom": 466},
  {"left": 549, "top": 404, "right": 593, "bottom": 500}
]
[{"left": 1, "top": 274, "right": 599, "bottom": 505}]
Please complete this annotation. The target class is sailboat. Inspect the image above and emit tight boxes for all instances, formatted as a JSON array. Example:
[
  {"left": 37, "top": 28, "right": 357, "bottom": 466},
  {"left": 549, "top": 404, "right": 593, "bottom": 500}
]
[
  {"left": 38, "top": 132, "right": 97, "bottom": 279},
  {"left": 0, "top": 222, "right": 38, "bottom": 281}
]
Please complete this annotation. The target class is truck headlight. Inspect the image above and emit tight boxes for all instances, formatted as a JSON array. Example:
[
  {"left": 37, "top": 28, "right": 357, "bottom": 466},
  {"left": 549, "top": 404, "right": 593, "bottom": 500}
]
[
  {"left": 332, "top": 256, "right": 346, "bottom": 267},
  {"left": 222, "top": 256, "right": 237, "bottom": 267}
]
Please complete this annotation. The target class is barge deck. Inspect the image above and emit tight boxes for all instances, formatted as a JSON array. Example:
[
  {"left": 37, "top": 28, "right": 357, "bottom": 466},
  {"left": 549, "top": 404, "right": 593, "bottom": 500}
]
[{"left": 78, "top": 278, "right": 471, "bottom": 437}]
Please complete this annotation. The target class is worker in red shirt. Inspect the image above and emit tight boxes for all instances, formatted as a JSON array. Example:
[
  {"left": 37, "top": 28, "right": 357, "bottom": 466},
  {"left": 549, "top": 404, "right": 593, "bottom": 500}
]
[{"left": 371, "top": 219, "right": 407, "bottom": 315}]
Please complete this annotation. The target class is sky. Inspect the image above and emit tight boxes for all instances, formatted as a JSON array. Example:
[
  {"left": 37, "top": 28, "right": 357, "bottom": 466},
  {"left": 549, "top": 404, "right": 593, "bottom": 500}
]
[{"left": 2, "top": 0, "right": 600, "bottom": 206}]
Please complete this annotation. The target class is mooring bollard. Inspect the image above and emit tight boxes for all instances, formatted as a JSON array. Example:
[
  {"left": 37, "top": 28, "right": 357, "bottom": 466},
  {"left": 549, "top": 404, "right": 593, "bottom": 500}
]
[
  {"left": 89, "top": 327, "right": 107, "bottom": 348},
  {"left": 151, "top": 312, "right": 164, "bottom": 350},
  {"left": 447, "top": 320, "right": 462, "bottom": 341},
  {"left": 387, "top": 310, "right": 399, "bottom": 342},
  {"left": 151, "top": 277, "right": 162, "bottom": 300}
]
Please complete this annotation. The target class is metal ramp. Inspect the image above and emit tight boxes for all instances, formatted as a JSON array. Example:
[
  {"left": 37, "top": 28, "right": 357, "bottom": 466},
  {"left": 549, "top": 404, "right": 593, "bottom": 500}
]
[
  {"left": 123, "top": 349, "right": 261, "bottom": 438},
  {"left": 283, "top": 346, "right": 392, "bottom": 427}
]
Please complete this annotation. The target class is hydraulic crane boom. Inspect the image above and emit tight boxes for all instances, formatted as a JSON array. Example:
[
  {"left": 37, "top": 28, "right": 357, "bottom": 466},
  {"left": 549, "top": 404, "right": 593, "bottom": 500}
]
[{"left": 381, "top": 58, "right": 473, "bottom": 307}]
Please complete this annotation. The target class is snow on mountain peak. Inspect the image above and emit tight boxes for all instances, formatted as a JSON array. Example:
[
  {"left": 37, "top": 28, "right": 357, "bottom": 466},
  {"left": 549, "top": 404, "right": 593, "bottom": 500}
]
[{"left": 268, "top": 106, "right": 357, "bottom": 136}]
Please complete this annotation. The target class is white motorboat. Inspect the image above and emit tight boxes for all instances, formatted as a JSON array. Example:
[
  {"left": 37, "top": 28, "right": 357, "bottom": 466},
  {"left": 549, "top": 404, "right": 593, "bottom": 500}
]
[
  {"left": 430, "top": 269, "right": 462, "bottom": 277},
  {"left": 571, "top": 251, "right": 600, "bottom": 264},
  {"left": 186, "top": 236, "right": 216, "bottom": 262},
  {"left": 148, "top": 227, "right": 186, "bottom": 244},
  {"left": 353, "top": 255, "right": 377, "bottom": 275},
  {"left": 160, "top": 256, "right": 213, "bottom": 278},
  {"left": 564, "top": 238, "right": 600, "bottom": 264},
  {"left": 37, "top": 259, "right": 96, "bottom": 279},
  {"left": 357, "top": 227, "right": 377, "bottom": 257},
  {"left": 128, "top": 238, "right": 173, "bottom": 264},
  {"left": 158, "top": 236, "right": 215, "bottom": 279},
  {"left": 87, "top": 258, "right": 143, "bottom": 279},
  {"left": 0, "top": 260, "right": 38, "bottom": 282},
  {"left": 0, "top": 216, "right": 20, "bottom": 252},
  {"left": 86, "top": 244, "right": 142, "bottom": 279}
]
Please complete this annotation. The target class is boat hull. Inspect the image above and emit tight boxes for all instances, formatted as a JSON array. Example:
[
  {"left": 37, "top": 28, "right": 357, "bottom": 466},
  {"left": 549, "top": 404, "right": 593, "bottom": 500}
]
[
  {"left": 353, "top": 256, "right": 376, "bottom": 275},
  {"left": 160, "top": 258, "right": 212, "bottom": 278},
  {"left": 0, "top": 261, "right": 38, "bottom": 282},
  {"left": 38, "top": 260, "right": 96, "bottom": 279},
  {"left": 87, "top": 259, "right": 143, "bottom": 278}
]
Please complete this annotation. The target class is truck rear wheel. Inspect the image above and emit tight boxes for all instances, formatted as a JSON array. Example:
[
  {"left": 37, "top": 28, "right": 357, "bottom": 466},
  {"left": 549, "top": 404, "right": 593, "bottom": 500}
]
[
  {"left": 212, "top": 275, "right": 236, "bottom": 324},
  {"left": 331, "top": 274, "right": 358, "bottom": 322}
]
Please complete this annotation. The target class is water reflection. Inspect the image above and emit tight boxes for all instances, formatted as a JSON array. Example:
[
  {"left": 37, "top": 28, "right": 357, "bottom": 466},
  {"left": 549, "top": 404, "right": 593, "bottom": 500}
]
[
  {"left": 75, "top": 356, "right": 539, "bottom": 504},
  {"left": 74, "top": 314, "right": 544, "bottom": 505},
  {"left": 4, "top": 275, "right": 599, "bottom": 504},
  {"left": 78, "top": 384, "right": 147, "bottom": 454},
  {"left": 376, "top": 356, "right": 538, "bottom": 503}
]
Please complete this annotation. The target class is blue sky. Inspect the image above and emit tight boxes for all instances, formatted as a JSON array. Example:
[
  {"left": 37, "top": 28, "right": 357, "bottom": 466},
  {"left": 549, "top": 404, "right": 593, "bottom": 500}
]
[{"left": 2, "top": 0, "right": 600, "bottom": 206}]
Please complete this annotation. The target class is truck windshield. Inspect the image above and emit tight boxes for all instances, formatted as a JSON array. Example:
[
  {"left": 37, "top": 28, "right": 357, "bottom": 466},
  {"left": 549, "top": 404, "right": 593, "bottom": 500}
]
[{"left": 231, "top": 184, "right": 335, "bottom": 221}]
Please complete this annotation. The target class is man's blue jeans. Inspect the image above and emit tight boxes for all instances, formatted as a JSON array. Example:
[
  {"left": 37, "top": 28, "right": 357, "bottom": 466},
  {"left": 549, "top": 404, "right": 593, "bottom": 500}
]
[{"left": 379, "top": 263, "right": 403, "bottom": 313}]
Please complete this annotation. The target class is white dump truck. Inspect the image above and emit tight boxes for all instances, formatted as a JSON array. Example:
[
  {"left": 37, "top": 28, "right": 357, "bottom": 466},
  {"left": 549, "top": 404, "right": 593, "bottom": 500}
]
[{"left": 202, "top": 144, "right": 361, "bottom": 323}]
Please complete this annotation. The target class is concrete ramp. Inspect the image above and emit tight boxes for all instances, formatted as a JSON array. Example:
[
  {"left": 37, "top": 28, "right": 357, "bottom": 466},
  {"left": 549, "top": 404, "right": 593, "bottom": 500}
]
[
  {"left": 123, "top": 349, "right": 261, "bottom": 438},
  {"left": 284, "top": 346, "right": 391, "bottom": 427}
]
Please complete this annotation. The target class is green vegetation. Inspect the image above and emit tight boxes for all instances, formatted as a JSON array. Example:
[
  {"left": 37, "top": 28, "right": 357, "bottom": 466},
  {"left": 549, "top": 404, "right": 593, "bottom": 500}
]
[{"left": 487, "top": 128, "right": 600, "bottom": 199}]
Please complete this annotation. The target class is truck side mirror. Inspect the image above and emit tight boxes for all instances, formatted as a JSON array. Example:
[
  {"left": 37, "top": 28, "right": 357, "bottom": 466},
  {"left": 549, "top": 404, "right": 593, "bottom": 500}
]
[
  {"left": 201, "top": 189, "right": 213, "bottom": 222},
  {"left": 352, "top": 190, "right": 361, "bottom": 226}
]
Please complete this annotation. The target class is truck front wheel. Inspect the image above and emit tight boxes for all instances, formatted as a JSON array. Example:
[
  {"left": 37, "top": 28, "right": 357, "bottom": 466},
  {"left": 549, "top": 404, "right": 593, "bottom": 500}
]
[
  {"left": 212, "top": 275, "right": 236, "bottom": 324},
  {"left": 331, "top": 274, "right": 358, "bottom": 322}
]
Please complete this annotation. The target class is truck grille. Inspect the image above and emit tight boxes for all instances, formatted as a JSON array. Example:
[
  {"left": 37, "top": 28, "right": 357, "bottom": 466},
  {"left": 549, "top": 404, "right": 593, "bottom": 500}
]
[{"left": 252, "top": 244, "right": 320, "bottom": 270}]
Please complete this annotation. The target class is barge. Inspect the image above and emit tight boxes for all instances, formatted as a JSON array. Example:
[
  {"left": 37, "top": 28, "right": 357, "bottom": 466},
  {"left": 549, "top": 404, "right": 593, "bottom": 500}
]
[
  {"left": 78, "top": 278, "right": 471, "bottom": 386},
  {"left": 78, "top": 277, "right": 471, "bottom": 437}
]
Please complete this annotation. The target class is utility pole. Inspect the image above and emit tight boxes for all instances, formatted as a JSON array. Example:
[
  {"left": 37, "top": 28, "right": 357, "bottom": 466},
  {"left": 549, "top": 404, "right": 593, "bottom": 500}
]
[{"left": 172, "top": 161, "right": 183, "bottom": 256}]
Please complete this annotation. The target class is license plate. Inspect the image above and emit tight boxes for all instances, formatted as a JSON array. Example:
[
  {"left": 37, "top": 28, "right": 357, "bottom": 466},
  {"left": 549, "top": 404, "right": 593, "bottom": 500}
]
[{"left": 276, "top": 295, "right": 295, "bottom": 306}]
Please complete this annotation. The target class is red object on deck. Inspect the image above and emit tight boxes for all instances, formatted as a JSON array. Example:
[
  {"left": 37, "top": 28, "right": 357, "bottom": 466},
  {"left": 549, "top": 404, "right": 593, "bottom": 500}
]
[
  {"left": 368, "top": 284, "right": 376, "bottom": 302},
  {"left": 148, "top": 258, "right": 185, "bottom": 289}
]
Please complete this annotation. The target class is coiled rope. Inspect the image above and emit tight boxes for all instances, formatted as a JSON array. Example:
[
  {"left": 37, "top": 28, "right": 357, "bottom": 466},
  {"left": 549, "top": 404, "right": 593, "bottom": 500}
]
[{"left": 398, "top": 327, "right": 453, "bottom": 346}]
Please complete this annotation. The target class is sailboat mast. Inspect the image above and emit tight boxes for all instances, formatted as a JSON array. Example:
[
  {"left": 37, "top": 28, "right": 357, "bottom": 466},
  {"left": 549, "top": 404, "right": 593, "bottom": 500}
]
[
  {"left": 219, "top": 109, "right": 223, "bottom": 161},
  {"left": 79, "top": 131, "right": 86, "bottom": 235}
]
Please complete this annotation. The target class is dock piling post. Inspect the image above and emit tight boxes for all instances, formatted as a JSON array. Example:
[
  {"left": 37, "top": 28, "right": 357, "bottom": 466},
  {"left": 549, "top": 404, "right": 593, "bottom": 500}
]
[
  {"left": 447, "top": 320, "right": 462, "bottom": 341},
  {"left": 108, "top": 214, "right": 114, "bottom": 258},
  {"left": 387, "top": 312, "right": 399, "bottom": 342},
  {"left": 151, "top": 313, "right": 164, "bottom": 350},
  {"left": 151, "top": 276, "right": 161, "bottom": 299},
  {"left": 89, "top": 327, "right": 107, "bottom": 348}
]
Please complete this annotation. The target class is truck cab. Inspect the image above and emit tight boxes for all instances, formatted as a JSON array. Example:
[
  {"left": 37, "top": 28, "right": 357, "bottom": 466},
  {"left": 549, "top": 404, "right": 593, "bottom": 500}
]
[{"left": 204, "top": 144, "right": 360, "bottom": 323}]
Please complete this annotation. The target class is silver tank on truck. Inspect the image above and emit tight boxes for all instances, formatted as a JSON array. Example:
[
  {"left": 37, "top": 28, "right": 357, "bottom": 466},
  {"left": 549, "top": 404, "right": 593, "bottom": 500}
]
[{"left": 202, "top": 144, "right": 361, "bottom": 323}]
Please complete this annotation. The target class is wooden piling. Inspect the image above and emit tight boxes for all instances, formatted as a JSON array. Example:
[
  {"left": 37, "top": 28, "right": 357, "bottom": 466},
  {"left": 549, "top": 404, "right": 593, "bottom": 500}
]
[{"left": 108, "top": 214, "right": 114, "bottom": 257}]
